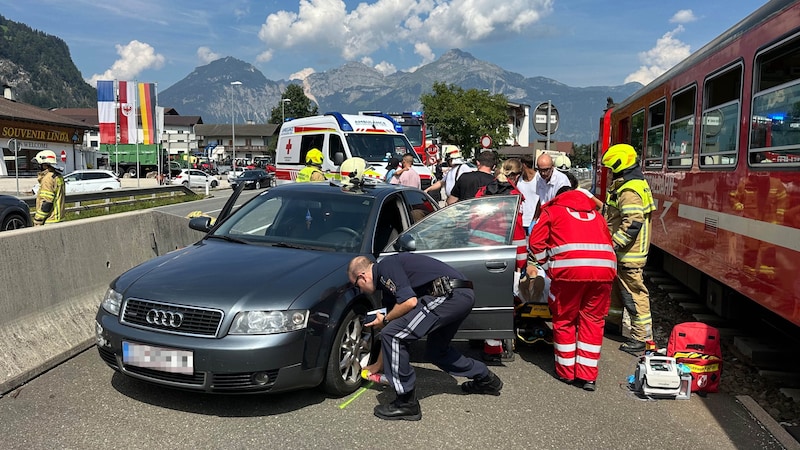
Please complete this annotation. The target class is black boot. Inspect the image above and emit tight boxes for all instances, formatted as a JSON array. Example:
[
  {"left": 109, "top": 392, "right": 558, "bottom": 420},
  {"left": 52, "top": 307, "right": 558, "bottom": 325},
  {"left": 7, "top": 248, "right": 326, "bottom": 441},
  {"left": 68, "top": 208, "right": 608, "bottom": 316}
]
[
  {"left": 374, "top": 390, "right": 421, "bottom": 421},
  {"left": 619, "top": 339, "right": 646, "bottom": 355},
  {"left": 461, "top": 370, "right": 503, "bottom": 395}
]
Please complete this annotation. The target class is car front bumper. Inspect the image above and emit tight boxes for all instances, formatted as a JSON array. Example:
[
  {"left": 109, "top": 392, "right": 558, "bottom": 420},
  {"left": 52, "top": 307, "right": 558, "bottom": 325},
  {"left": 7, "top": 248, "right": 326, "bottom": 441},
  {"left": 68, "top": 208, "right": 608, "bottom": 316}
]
[{"left": 94, "top": 309, "right": 324, "bottom": 393}]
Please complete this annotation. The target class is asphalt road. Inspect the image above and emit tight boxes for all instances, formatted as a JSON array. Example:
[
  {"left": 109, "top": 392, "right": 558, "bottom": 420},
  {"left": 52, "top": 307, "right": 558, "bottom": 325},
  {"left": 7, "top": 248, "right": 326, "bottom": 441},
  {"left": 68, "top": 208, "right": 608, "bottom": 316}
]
[{"left": 0, "top": 337, "right": 783, "bottom": 449}]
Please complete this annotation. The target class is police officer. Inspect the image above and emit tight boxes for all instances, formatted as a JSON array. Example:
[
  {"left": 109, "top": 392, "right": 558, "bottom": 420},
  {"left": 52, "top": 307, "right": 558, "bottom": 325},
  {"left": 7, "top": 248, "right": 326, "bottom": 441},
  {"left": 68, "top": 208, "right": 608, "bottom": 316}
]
[
  {"left": 348, "top": 254, "right": 503, "bottom": 421},
  {"left": 32, "top": 150, "right": 65, "bottom": 226},
  {"left": 602, "top": 144, "right": 656, "bottom": 354},
  {"left": 296, "top": 148, "right": 325, "bottom": 182}
]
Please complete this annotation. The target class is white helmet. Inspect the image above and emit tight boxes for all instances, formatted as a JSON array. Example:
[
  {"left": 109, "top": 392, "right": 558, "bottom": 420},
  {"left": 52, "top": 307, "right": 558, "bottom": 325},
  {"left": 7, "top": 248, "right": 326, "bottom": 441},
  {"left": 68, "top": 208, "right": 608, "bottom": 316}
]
[
  {"left": 554, "top": 154, "right": 571, "bottom": 171},
  {"left": 33, "top": 150, "right": 58, "bottom": 166}
]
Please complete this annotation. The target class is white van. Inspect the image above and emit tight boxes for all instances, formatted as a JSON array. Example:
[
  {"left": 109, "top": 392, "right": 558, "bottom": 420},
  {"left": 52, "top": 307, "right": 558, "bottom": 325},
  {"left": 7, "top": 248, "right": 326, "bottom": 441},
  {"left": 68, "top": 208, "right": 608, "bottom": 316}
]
[{"left": 274, "top": 112, "right": 433, "bottom": 187}]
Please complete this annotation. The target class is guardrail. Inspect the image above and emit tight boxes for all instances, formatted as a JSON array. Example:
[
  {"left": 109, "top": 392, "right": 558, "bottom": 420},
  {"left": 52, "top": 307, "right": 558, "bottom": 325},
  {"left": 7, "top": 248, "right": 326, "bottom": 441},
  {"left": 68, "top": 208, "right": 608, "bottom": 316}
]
[{"left": 20, "top": 185, "right": 197, "bottom": 214}]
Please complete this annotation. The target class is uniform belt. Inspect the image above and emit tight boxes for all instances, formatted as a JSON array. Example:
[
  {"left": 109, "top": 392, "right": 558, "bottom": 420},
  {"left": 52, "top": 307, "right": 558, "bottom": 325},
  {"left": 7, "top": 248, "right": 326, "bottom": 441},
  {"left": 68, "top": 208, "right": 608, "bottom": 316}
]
[
  {"left": 427, "top": 276, "right": 473, "bottom": 296},
  {"left": 448, "top": 279, "right": 473, "bottom": 290}
]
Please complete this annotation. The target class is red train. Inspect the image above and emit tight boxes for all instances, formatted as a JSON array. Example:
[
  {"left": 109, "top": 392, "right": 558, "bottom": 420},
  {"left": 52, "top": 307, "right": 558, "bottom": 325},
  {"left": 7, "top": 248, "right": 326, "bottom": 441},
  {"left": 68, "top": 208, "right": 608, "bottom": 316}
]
[{"left": 596, "top": 0, "right": 800, "bottom": 327}]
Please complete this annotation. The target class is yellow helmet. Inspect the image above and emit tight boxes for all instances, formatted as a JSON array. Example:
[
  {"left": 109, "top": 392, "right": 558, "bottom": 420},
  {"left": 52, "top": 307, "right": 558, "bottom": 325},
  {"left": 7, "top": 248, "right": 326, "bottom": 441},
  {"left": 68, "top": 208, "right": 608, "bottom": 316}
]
[
  {"left": 306, "top": 148, "right": 323, "bottom": 166},
  {"left": 32, "top": 150, "right": 58, "bottom": 166},
  {"left": 602, "top": 144, "right": 638, "bottom": 173}
]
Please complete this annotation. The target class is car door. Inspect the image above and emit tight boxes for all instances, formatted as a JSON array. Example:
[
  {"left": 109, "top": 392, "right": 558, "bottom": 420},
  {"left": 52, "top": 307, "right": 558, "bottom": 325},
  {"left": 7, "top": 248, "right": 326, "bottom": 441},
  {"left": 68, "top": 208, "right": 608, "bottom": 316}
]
[
  {"left": 63, "top": 173, "right": 81, "bottom": 193},
  {"left": 382, "top": 195, "right": 520, "bottom": 340}
]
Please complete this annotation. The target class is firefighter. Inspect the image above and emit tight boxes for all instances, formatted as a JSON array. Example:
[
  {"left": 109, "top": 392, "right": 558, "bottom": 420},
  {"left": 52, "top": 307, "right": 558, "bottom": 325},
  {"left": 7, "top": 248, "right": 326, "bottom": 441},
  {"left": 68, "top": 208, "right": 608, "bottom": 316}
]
[
  {"left": 529, "top": 184, "right": 616, "bottom": 390},
  {"left": 602, "top": 144, "right": 656, "bottom": 355},
  {"left": 32, "top": 150, "right": 66, "bottom": 226},
  {"left": 296, "top": 148, "right": 326, "bottom": 182}
]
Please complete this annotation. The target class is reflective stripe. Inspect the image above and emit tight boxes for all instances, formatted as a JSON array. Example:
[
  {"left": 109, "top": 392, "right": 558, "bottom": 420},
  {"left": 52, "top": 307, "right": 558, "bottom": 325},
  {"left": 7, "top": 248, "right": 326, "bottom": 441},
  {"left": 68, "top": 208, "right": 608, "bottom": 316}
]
[
  {"left": 554, "top": 342, "right": 576, "bottom": 352},
  {"left": 576, "top": 355, "right": 599, "bottom": 367},
  {"left": 516, "top": 253, "right": 527, "bottom": 262},
  {"left": 555, "top": 355, "right": 575, "bottom": 366},
  {"left": 513, "top": 238, "right": 526, "bottom": 246},
  {"left": 548, "top": 258, "right": 618, "bottom": 269},
  {"left": 577, "top": 341, "right": 602, "bottom": 353},
  {"left": 550, "top": 243, "right": 615, "bottom": 256},
  {"left": 534, "top": 250, "right": 547, "bottom": 260}
]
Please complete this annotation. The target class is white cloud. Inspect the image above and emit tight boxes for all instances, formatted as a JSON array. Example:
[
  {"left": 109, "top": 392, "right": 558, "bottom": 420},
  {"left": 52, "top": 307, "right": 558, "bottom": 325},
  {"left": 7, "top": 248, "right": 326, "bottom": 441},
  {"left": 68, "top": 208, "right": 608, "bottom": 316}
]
[
  {"left": 289, "top": 67, "right": 316, "bottom": 81},
  {"left": 87, "top": 40, "right": 166, "bottom": 85},
  {"left": 374, "top": 61, "right": 397, "bottom": 75},
  {"left": 256, "top": 0, "right": 552, "bottom": 74},
  {"left": 197, "top": 47, "right": 221, "bottom": 64},
  {"left": 624, "top": 26, "right": 690, "bottom": 85},
  {"left": 670, "top": 9, "right": 697, "bottom": 24},
  {"left": 404, "top": 42, "right": 436, "bottom": 72}
]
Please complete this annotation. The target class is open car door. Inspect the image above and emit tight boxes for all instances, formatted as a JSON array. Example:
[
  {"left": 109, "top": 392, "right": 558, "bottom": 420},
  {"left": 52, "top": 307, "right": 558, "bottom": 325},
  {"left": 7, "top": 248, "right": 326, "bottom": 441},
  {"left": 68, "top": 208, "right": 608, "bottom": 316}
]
[{"left": 383, "top": 195, "right": 520, "bottom": 340}]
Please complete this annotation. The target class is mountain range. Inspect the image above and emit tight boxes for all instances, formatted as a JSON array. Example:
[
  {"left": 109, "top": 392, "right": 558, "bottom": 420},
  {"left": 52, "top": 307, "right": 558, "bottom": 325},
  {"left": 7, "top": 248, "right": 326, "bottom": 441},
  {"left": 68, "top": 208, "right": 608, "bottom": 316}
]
[
  {"left": 160, "top": 50, "right": 642, "bottom": 144},
  {"left": 0, "top": 14, "right": 642, "bottom": 145}
]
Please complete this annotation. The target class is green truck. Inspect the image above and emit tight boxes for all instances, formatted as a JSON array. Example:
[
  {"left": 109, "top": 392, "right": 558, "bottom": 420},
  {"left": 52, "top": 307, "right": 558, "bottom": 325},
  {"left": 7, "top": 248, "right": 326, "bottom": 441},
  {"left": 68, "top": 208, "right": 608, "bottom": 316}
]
[{"left": 101, "top": 144, "right": 170, "bottom": 178}]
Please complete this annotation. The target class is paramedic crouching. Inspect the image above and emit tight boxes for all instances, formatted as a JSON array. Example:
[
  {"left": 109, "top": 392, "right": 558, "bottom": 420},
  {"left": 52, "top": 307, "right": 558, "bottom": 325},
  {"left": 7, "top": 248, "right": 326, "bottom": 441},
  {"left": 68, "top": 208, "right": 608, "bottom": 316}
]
[{"left": 348, "top": 254, "right": 503, "bottom": 421}]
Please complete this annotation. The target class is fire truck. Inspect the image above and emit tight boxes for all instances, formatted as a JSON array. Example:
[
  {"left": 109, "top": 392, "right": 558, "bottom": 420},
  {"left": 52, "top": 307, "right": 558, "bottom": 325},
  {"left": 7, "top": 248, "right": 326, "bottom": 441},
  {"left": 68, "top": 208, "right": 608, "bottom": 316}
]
[{"left": 361, "top": 111, "right": 427, "bottom": 159}]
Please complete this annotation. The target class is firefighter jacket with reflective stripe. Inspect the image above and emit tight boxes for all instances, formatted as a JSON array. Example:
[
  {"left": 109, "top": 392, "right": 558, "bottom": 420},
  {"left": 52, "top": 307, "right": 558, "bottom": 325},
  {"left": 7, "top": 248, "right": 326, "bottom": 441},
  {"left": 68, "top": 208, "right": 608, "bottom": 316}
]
[
  {"left": 473, "top": 183, "right": 527, "bottom": 270},
  {"left": 605, "top": 176, "right": 655, "bottom": 268},
  {"left": 34, "top": 169, "right": 65, "bottom": 224},
  {"left": 529, "top": 190, "right": 617, "bottom": 282},
  {"left": 296, "top": 165, "right": 325, "bottom": 182}
]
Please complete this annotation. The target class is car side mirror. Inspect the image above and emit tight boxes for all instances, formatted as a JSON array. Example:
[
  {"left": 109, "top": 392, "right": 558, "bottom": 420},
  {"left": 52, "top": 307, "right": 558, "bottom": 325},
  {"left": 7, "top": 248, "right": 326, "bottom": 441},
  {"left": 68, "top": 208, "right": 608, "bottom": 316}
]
[
  {"left": 334, "top": 152, "right": 345, "bottom": 166},
  {"left": 188, "top": 216, "right": 213, "bottom": 232},
  {"left": 394, "top": 233, "right": 416, "bottom": 252}
]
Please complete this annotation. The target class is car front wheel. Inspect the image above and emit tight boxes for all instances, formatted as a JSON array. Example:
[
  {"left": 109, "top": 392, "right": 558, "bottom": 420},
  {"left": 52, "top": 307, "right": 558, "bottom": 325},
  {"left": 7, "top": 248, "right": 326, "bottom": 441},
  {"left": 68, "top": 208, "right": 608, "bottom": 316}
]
[{"left": 322, "top": 308, "right": 373, "bottom": 396}]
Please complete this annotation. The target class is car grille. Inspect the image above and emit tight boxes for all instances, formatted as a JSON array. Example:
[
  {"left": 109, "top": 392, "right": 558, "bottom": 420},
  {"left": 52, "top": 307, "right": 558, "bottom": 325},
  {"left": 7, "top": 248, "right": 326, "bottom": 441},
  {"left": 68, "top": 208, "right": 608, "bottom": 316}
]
[
  {"left": 121, "top": 298, "right": 224, "bottom": 337},
  {"left": 97, "top": 346, "right": 119, "bottom": 369},
  {"left": 125, "top": 365, "right": 207, "bottom": 386}
]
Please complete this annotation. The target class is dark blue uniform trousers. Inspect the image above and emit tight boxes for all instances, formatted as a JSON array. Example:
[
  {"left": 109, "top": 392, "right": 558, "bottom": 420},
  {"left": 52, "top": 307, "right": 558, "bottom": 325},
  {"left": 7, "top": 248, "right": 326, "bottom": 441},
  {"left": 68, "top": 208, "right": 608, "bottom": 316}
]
[{"left": 381, "top": 288, "right": 489, "bottom": 395}]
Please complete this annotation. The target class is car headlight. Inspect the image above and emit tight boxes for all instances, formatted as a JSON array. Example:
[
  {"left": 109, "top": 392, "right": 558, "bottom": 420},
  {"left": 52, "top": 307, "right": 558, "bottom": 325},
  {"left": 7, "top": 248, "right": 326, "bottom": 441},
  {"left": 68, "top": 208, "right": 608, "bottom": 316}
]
[
  {"left": 229, "top": 310, "right": 309, "bottom": 334},
  {"left": 101, "top": 287, "right": 123, "bottom": 316}
]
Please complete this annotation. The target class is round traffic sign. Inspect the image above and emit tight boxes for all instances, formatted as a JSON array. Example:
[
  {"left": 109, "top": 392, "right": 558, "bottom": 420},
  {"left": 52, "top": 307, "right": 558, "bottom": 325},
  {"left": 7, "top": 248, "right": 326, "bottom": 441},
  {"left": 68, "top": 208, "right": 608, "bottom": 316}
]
[
  {"left": 60, "top": 150, "right": 67, "bottom": 163},
  {"left": 426, "top": 144, "right": 439, "bottom": 156},
  {"left": 480, "top": 135, "right": 493, "bottom": 149},
  {"left": 533, "top": 102, "right": 559, "bottom": 136}
]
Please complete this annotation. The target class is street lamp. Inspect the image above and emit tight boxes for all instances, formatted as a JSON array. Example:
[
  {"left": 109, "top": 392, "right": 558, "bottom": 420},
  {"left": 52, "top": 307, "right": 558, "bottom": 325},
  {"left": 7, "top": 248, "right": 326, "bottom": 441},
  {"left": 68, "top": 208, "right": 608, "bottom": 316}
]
[
  {"left": 281, "top": 98, "right": 291, "bottom": 123},
  {"left": 230, "top": 81, "right": 242, "bottom": 173}
]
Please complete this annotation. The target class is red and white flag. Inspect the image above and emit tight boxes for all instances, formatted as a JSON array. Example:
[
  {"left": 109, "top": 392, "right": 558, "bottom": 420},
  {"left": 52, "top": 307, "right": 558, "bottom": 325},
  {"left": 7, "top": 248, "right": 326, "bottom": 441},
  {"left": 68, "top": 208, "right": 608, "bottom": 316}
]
[
  {"left": 96, "top": 80, "right": 115, "bottom": 144},
  {"left": 118, "top": 80, "right": 137, "bottom": 144}
]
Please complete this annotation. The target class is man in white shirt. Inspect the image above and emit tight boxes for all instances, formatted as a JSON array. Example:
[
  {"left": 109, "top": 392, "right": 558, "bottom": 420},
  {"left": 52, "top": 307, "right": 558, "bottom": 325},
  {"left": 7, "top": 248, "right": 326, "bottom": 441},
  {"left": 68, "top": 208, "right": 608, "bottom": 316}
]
[
  {"left": 516, "top": 153, "right": 540, "bottom": 232},
  {"left": 535, "top": 153, "right": 571, "bottom": 205}
]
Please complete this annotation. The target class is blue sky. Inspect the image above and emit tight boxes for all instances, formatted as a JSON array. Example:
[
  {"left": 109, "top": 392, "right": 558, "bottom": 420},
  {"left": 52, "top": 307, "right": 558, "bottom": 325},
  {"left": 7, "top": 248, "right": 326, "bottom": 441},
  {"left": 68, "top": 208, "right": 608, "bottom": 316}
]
[{"left": 0, "top": 0, "right": 768, "bottom": 90}]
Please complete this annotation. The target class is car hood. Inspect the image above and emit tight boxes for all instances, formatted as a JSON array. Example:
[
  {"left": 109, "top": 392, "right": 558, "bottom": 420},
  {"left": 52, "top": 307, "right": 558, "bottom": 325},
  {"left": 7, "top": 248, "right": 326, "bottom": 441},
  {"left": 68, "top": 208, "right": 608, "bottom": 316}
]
[{"left": 114, "top": 240, "right": 355, "bottom": 311}]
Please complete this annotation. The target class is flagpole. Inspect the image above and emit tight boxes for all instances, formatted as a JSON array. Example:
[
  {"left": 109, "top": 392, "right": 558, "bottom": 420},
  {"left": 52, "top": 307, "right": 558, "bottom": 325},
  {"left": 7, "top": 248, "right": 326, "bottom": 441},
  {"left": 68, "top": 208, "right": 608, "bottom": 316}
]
[
  {"left": 155, "top": 82, "right": 162, "bottom": 183},
  {"left": 114, "top": 80, "right": 119, "bottom": 177},
  {"left": 134, "top": 79, "right": 140, "bottom": 188}
]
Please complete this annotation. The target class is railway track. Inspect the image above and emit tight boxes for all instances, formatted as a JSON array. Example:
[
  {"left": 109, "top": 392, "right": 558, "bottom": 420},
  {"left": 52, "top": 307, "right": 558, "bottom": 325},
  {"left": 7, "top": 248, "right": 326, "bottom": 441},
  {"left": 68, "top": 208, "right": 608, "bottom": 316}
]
[{"left": 643, "top": 265, "right": 800, "bottom": 442}]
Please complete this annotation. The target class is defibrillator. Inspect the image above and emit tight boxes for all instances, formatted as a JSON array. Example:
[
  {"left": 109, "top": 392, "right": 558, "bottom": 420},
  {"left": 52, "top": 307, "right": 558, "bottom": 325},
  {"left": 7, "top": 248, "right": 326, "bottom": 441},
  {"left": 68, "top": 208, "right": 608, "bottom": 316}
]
[{"left": 634, "top": 355, "right": 683, "bottom": 398}]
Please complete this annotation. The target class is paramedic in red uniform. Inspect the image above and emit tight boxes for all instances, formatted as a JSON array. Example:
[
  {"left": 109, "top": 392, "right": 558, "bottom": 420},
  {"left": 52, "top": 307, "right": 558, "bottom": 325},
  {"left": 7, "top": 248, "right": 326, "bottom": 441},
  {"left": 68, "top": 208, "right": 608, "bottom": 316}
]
[{"left": 528, "top": 185, "right": 617, "bottom": 391}]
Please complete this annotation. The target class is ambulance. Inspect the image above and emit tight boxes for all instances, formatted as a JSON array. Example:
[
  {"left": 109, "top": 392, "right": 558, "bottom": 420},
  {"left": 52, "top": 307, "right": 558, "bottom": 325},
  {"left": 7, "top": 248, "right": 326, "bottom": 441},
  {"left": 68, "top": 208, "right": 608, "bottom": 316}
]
[{"left": 274, "top": 112, "right": 433, "bottom": 187}]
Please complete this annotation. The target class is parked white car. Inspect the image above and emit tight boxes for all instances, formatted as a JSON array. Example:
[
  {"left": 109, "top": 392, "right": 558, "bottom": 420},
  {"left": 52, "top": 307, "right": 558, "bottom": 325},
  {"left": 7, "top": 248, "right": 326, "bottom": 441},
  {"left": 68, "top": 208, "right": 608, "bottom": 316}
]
[
  {"left": 171, "top": 169, "right": 219, "bottom": 188},
  {"left": 32, "top": 169, "right": 122, "bottom": 195}
]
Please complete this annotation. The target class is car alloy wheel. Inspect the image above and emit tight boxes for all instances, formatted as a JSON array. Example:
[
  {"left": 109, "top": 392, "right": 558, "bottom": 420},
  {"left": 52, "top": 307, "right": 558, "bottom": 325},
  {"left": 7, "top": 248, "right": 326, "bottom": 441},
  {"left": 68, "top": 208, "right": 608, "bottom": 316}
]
[{"left": 322, "top": 308, "right": 373, "bottom": 396}]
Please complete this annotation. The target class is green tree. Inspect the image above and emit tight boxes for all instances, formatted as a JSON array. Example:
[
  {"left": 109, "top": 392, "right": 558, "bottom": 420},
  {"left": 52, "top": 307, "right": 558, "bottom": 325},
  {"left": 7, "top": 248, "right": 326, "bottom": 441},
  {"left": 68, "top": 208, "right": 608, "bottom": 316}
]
[
  {"left": 572, "top": 143, "right": 594, "bottom": 169},
  {"left": 268, "top": 84, "right": 318, "bottom": 125},
  {"left": 421, "top": 82, "right": 509, "bottom": 159}
]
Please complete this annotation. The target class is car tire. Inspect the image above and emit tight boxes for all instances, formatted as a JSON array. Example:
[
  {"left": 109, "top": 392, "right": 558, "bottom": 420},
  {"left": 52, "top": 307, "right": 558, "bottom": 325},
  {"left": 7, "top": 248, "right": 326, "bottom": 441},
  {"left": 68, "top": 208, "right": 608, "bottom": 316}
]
[
  {"left": 321, "top": 308, "right": 372, "bottom": 396},
  {"left": 127, "top": 167, "right": 138, "bottom": 178},
  {"left": 255, "top": 181, "right": 261, "bottom": 189},
  {"left": 2, "top": 213, "right": 28, "bottom": 231},
  {"left": 211, "top": 180, "right": 218, "bottom": 188},
  {"left": 182, "top": 181, "right": 189, "bottom": 187}
]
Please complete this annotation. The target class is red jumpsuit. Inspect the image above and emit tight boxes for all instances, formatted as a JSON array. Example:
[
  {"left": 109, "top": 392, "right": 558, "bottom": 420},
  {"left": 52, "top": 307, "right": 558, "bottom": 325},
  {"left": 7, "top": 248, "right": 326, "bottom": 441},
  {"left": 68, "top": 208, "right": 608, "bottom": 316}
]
[{"left": 529, "top": 190, "right": 617, "bottom": 382}]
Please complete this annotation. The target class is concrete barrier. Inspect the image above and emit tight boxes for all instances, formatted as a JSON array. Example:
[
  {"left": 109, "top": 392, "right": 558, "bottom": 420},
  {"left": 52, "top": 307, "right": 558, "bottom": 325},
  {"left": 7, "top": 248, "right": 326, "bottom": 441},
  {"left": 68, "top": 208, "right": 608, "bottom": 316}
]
[{"left": 0, "top": 210, "right": 204, "bottom": 394}]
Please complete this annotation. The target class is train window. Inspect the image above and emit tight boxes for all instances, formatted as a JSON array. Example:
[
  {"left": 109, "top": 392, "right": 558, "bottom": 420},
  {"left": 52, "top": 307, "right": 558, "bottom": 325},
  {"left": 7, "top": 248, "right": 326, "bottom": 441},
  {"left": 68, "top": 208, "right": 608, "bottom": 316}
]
[
  {"left": 667, "top": 86, "right": 696, "bottom": 169},
  {"left": 750, "top": 34, "right": 800, "bottom": 167},
  {"left": 645, "top": 101, "right": 665, "bottom": 169},
  {"left": 700, "top": 65, "right": 742, "bottom": 168},
  {"left": 630, "top": 110, "right": 645, "bottom": 155}
]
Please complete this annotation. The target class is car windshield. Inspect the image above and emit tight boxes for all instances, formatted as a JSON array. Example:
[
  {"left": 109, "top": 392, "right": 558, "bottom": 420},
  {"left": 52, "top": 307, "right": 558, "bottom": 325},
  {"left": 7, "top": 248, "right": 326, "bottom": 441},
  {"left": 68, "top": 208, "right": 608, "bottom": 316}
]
[
  {"left": 344, "top": 133, "right": 421, "bottom": 164},
  {"left": 211, "top": 190, "right": 374, "bottom": 252}
]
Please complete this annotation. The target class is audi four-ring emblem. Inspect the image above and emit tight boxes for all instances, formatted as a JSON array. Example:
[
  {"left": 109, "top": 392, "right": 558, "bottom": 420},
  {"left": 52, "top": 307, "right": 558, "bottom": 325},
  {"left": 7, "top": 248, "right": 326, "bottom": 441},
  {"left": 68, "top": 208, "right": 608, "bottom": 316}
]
[{"left": 146, "top": 309, "right": 184, "bottom": 327}]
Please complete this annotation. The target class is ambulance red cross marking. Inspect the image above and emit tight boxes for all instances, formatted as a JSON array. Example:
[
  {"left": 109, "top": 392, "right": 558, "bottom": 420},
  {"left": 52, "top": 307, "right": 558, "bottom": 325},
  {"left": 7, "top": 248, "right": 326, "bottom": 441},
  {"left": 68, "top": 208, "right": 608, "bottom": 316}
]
[{"left": 285, "top": 139, "right": 293, "bottom": 154}]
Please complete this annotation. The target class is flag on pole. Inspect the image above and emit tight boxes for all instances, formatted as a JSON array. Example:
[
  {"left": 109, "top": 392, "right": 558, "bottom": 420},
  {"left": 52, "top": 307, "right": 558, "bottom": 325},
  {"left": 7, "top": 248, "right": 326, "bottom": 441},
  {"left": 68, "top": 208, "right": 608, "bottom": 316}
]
[
  {"left": 138, "top": 82, "right": 157, "bottom": 145},
  {"left": 118, "top": 81, "right": 137, "bottom": 144},
  {"left": 96, "top": 80, "right": 116, "bottom": 144}
]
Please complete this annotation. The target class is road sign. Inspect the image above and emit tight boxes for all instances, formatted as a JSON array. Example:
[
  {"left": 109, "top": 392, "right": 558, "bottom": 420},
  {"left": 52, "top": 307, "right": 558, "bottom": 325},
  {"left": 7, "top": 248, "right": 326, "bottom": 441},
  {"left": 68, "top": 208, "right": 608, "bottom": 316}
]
[
  {"left": 480, "top": 135, "right": 493, "bottom": 149},
  {"left": 426, "top": 144, "right": 439, "bottom": 156},
  {"left": 533, "top": 102, "right": 559, "bottom": 136},
  {"left": 60, "top": 150, "right": 67, "bottom": 163}
]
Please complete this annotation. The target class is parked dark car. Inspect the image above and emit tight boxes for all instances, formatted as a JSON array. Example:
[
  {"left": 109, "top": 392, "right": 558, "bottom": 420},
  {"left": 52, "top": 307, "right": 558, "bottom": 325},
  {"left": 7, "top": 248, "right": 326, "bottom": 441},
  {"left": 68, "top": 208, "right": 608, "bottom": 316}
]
[
  {"left": 94, "top": 181, "right": 519, "bottom": 396},
  {"left": 0, "top": 194, "right": 32, "bottom": 231},
  {"left": 230, "top": 169, "right": 274, "bottom": 190}
]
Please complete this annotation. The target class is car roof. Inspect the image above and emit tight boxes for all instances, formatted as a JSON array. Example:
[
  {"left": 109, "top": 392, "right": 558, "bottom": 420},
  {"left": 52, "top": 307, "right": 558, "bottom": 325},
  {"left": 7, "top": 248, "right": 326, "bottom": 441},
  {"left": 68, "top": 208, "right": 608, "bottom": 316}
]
[{"left": 269, "top": 179, "right": 421, "bottom": 200}]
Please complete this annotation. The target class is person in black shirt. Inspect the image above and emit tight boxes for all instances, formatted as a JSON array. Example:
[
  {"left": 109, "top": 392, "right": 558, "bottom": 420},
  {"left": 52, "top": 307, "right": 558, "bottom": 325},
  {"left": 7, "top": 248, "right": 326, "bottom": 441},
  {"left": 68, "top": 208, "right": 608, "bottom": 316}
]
[
  {"left": 348, "top": 253, "right": 503, "bottom": 421},
  {"left": 446, "top": 150, "right": 496, "bottom": 205}
]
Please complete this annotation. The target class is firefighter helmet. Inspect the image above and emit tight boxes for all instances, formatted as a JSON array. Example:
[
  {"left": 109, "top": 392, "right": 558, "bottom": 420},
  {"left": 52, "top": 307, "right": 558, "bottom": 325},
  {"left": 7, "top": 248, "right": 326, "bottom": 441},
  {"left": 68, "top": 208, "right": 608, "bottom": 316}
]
[
  {"left": 602, "top": 144, "right": 638, "bottom": 173},
  {"left": 32, "top": 150, "right": 58, "bottom": 166},
  {"left": 306, "top": 148, "right": 323, "bottom": 166},
  {"left": 554, "top": 154, "right": 571, "bottom": 171}
]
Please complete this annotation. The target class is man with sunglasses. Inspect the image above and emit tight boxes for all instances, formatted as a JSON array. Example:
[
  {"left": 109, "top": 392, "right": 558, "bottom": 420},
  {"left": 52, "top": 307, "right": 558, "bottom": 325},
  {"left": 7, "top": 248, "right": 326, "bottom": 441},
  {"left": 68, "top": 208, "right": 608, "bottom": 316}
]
[
  {"left": 535, "top": 153, "right": 571, "bottom": 206},
  {"left": 347, "top": 254, "right": 503, "bottom": 421}
]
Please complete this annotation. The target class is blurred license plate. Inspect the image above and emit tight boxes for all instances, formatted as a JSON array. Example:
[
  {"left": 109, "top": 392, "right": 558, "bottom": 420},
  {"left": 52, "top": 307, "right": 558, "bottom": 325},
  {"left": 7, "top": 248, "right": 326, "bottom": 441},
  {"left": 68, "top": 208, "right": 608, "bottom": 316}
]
[{"left": 122, "top": 341, "right": 194, "bottom": 374}]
